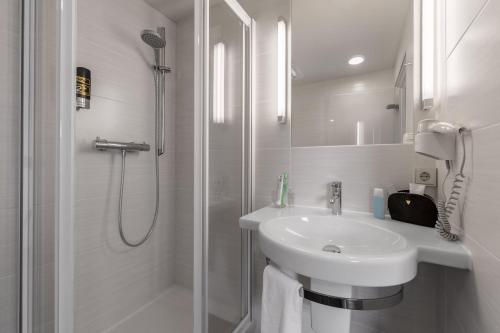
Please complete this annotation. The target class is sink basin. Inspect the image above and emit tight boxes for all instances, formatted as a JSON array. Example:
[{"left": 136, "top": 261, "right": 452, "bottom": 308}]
[
  {"left": 263, "top": 216, "right": 408, "bottom": 255},
  {"left": 259, "top": 214, "right": 416, "bottom": 287},
  {"left": 241, "top": 206, "right": 470, "bottom": 286}
]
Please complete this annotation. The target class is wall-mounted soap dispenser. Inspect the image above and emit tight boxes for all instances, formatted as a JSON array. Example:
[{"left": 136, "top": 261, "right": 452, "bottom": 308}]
[{"left": 76, "top": 67, "right": 91, "bottom": 110}]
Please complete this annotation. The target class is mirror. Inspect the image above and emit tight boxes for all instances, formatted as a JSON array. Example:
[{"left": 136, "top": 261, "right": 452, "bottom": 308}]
[{"left": 291, "top": 0, "right": 414, "bottom": 147}]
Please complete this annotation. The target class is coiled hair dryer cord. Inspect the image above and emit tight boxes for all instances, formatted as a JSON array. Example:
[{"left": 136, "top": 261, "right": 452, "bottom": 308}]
[{"left": 436, "top": 129, "right": 467, "bottom": 241}]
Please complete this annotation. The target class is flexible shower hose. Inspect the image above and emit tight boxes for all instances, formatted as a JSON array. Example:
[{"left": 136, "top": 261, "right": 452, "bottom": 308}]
[
  {"left": 117, "top": 70, "right": 162, "bottom": 247},
  {"left": 117, "top": 148, "right": 160, "bottom": 247}
]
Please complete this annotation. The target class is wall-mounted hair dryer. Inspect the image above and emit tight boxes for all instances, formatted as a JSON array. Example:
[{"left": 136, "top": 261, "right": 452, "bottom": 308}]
[
  {"left": 415, "top": 119, "right": 457, "bottom": 160},
  {"left": 415, "top": 119, "right": 467, "bottom": 241}
]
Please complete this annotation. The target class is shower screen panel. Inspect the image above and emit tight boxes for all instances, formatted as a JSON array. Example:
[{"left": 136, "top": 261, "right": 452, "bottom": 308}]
[
  {"left": 206, "top": 1, "right": 252, "bottom": 332},
  {"left": 0, "top": 1, "right": 22, "bottom": 331}
]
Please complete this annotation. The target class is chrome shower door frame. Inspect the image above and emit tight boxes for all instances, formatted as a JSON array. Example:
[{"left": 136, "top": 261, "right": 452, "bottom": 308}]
[
  {"left": 20, "top": 0, "right": 75, "bottom": 332},
  {"left": 194, "top": 0, "right": 255, "bottom": 332},
  {"left": 21, "top": 0, "right": 35, "bottom": 331},
  {"left": 55, "top": 0, "right": 77, "bottom": 332}
]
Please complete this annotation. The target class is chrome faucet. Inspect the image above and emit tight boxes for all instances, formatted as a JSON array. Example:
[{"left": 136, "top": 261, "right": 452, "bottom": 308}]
[{"left": 329, "top": 181, "right": 342, "bottom": 215}]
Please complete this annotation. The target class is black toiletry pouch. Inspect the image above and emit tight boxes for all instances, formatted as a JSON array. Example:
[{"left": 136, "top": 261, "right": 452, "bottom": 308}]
[{"left": 388, "top": 190, "right": 437, "bottom": 228}]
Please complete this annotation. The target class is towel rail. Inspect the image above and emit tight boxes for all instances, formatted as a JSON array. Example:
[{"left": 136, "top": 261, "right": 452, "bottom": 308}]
[
  {"left": 300, "top": 285, "right": 403, "bottom": 310},
  {"left": 265, "top": 258, "right": 404, "bottom": 310}
]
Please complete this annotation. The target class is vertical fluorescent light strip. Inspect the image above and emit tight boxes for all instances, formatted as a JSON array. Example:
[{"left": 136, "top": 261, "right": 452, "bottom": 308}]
[
  {"left": 422, "top": 0, "right": 435, "bottom": 110},
  {"left": 213, "top": 42, "right": 225, "bottom": 124},
  {"left": 277, "top": 18, "right": 287, "bottom": 123}
]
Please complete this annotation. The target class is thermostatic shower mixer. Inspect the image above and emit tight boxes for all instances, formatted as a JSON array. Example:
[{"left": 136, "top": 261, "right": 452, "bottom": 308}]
[{"left": 94, "top": 137, "right": 150, "bottom": 152}]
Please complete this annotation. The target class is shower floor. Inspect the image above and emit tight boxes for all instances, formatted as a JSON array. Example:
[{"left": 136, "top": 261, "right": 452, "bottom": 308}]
[
  {"left": 103, "top": 284, "right": 234, "bottom": 333},
  {"left": 104, "top": 285, "right": 193, "bottom": 333}
]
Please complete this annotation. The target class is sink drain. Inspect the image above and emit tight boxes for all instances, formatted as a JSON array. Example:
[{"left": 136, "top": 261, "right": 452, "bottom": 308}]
[{"left": 322, "top": 245, "right": 341, "bottom": 253}]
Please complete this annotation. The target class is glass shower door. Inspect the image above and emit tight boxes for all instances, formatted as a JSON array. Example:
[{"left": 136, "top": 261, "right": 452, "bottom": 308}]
[
  {"left": 206, "top": 1, "right": 252, "bottom": 332},
  {"left": 0, "top": 1, "right": 21, "bottom": 331}
]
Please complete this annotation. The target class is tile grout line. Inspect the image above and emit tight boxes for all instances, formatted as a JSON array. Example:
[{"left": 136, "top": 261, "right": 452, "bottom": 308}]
[{"left": 446, "top": 0, "right": 490, "bottom": 60}]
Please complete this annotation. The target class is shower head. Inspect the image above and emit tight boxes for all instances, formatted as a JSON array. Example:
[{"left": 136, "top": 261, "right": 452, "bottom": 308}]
[
  {"left": 141, "top": 29, "right": 166, "bottom": 49},
  {"left": 141, "top": 29, "right": 166, "bottom": 67}
]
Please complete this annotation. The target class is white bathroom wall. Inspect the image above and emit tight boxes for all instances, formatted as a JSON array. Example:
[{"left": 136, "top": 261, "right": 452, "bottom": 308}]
[
  {"left": 292, "top": 70, "right": 399, "bottom": 147},
  {"left": 290, "top": 144, "right": 414, "bottom": 211},
  {"left": 0, "top": 0, "right": 21, "bottom": 331},
  {"left": 74, "top": 0, "right": 176, "bottom": 332},
  {"left": 241, "top": 0, "right": 292, "bottom": 211},
  {"left": 438, "top": 1, "right": 500, "bottom": 332}
]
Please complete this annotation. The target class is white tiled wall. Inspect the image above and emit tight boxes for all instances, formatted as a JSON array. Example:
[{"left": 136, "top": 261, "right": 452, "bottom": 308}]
[
  {"left": 0, "top": 0, "right": 20, "bottom": 331},
  {"left": 74, "top": 0, "right": 176, "bottom": 332},
  {"left": 445, "top": 0, "right": 488, "bottom": 57},
  {"left": 438, "top": 1, "right": 500, "bottom": 331},
  {"left": 240, "top": 0, "right": 292, "bottom": 210},
  {"left": 290, "top": 144, "right": 414, "bottom": 211}
]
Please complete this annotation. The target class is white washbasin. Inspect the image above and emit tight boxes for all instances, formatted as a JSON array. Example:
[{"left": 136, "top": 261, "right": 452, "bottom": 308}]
[
  {"left": 260, "top": 215, "right": 415, "bottom": 286},
  {"left": 240, "top": 206, "right": 471, "bottom": 288},
  {"left": 263, "top": 215, "right": 408, "bottom": 255}
]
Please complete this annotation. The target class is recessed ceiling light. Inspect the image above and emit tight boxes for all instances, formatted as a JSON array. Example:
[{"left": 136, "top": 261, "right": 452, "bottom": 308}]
[{"left": 348, "top": 56, "right": 365, "bottom": 65}]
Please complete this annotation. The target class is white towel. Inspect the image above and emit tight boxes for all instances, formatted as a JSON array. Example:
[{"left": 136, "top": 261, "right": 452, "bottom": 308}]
[{"left": 261, "top": 265, "right": 303, "bottom": 333}]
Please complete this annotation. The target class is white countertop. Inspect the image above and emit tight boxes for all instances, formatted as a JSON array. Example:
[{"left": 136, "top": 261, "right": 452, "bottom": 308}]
[{"left": 240, "top": 206, "right": 471, "bottom": 270}]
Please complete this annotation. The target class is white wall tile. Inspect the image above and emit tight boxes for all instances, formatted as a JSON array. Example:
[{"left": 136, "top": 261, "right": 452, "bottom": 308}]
[
  {"left": 445, "top": 0, "right": 488, "bottom": 57},
  {"left": 440, "top": 0, "right": 500, "bottom": 331},
  {"left": 254, "top": 148, "right": 290, "bottom": 209},
  {"left": 444, "top": 0, "right": 500, "bottom": 129},
  {"left": 290, "top": 144, "right": 413, "bottom": 212},
  {"left": 446, "top": 124, "right": 500, "bottom": 257},
  {"left": 443, "top": 236, "right": 500, "bottom": 333}
]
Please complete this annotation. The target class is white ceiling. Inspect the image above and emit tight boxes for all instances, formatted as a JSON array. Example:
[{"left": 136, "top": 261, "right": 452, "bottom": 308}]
[
  {"left": 292, "top": 0, "right": 412, "bottom": 83},
  {"left": 145, "top": 0, "right": 194, "bottom": 22}
]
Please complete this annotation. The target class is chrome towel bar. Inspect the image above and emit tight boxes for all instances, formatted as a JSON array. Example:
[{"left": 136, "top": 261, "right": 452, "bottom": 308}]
[
  {"left": 300, "top": 285, "right": 403, "bottom": 310},
  {"left": 265, "top": 258, "right": 404, "bottom": 310}
]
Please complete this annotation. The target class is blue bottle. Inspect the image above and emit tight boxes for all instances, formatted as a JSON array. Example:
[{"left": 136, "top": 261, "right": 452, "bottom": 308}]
[{"left": 373, "top": 188, "right": 386, "bottom": 219}]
